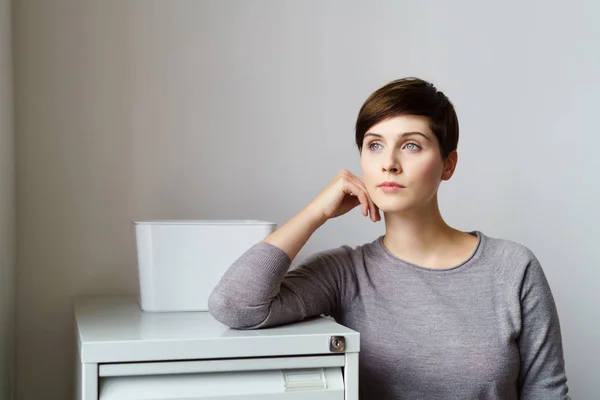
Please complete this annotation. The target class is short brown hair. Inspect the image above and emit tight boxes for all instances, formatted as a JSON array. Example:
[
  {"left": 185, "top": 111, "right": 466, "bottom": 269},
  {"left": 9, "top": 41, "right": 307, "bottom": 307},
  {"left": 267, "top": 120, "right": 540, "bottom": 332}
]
[{"left": 355, "top": 77, "right": 459, "bottom": 159}]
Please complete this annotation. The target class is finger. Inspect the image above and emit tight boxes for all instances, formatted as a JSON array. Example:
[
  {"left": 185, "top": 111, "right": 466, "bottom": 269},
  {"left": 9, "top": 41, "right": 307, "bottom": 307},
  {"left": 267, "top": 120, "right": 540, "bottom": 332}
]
[
  {"left": 344, "top": 172, "right": 378, "bottom": 220},
  {"left": 367, "top": 194, "right": 378, "bottom": 222},
  {"left": 345, "top": 180, "right": 369, "bottom": 216},
  {"left": 372, "top": 203, "right": 381, "bottom": 222},
  {"left": 362, "top": 189, "right": 380, "bottom": 222},
  {"left": 357, "top": 191, "right": 370, "bottom": 217},
  {"left": 350, "top": 176, "right": 379, "bottom": 221}
]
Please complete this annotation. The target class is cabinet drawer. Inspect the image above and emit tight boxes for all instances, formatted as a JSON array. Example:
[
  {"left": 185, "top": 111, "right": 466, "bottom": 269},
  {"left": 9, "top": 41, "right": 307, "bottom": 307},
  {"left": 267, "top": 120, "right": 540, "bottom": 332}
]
[
  {"left": 100, "top": 367, "right": 344, "bottom": 400},
  {"left": 99, "top": 355, "right": 346, "bottom": 377},
  {"left": 99, "top": 355, "right": 347, "bottom": 400}
]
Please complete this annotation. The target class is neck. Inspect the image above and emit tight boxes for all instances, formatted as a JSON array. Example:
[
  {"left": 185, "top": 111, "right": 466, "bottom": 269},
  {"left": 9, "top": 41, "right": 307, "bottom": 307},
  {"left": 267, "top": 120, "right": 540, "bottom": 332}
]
[{"left": 382, "top": 195, "right": 461, "bottom": 259}]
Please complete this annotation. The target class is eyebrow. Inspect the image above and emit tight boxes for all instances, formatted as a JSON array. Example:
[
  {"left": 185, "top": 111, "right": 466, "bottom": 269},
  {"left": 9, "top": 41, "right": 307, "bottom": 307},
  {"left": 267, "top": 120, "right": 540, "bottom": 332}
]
[{"left": 363, "top": 131, "right": 431, "bottom": 142}]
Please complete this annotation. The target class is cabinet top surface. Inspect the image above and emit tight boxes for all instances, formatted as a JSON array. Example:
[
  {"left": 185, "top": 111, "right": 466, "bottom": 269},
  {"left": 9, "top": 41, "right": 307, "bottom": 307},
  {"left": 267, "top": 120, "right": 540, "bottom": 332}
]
[{"left": 73, "top": 296, "right": 359, "bottom": 362}]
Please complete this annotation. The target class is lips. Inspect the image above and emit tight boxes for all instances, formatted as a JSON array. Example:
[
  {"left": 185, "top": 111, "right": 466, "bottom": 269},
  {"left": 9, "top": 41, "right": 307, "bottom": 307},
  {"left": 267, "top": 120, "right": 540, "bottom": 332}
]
[{"left": 378, "top": 181, "right": 405, "bottom": 188}]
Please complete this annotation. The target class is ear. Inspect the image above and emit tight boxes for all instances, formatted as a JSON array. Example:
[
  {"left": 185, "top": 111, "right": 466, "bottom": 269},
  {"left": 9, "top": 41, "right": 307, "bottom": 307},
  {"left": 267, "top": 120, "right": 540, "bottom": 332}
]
[{"left": 441, "top": 150, "right": 458, "bottom": 181}]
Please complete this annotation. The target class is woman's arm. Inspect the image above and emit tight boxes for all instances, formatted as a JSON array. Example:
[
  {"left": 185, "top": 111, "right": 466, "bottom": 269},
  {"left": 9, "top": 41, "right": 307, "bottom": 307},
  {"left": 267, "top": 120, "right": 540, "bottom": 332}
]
[
  {"left": 207, "top": 207, "right": 333, "bottom": 329},
  {"left": 208, "top": 170, "right": 379, "bottom": 329},
  {"left": 517, "top": 257, "right": 570, "bottom": 399}
]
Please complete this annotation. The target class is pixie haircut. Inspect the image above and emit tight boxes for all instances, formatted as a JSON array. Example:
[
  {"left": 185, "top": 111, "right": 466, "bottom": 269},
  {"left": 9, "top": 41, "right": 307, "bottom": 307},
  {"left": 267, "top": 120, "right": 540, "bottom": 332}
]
[{"left": 355, "top": 77, "right": 459, "bottom": 159}]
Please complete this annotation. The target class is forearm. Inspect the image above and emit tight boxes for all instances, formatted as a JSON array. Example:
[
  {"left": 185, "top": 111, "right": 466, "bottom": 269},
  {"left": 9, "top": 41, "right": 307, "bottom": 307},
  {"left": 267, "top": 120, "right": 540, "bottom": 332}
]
[
  {"left": 263, "top": 205, "right": 326, "bottom": 261},
  {"left": 208, "top": 240, "right": 295, "bottom": 329}
]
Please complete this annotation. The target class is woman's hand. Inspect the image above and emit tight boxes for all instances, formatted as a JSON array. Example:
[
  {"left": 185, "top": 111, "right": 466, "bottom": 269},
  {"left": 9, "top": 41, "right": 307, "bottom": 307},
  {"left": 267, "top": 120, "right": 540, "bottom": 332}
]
[
  {"left": 306, "top": 169, "right": 381, "bottom": 223},
  {"left": 263, "top": 169, "right": 380, "bottom": 260}
]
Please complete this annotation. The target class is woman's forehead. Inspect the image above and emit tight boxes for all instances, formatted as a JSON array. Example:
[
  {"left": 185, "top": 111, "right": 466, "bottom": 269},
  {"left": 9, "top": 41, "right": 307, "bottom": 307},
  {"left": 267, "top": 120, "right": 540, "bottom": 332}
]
[{"left": 367, "top": 115, "right": 433, "bottom": 138}]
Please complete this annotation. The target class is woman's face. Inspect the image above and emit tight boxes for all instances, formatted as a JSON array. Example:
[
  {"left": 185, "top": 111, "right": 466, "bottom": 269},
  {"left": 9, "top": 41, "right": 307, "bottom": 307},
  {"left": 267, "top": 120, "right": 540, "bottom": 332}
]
[{"left": 359, "top": 115, "right": 456, "bottom": 213}]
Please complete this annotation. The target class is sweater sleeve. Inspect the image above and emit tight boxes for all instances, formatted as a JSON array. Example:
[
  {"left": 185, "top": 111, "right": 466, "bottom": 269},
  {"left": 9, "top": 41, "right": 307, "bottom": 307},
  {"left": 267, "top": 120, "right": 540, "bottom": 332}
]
[
  {"left": 517, "top": 256, "right": 570, "bottom": 399},
  {"left": 207, "top": 241, "right": 355, "bottom": 330}
]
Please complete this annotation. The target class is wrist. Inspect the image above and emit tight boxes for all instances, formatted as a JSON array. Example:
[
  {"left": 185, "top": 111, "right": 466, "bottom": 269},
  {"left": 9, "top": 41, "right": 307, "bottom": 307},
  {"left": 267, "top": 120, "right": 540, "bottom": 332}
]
[{"left": 299, "top": 205, "right": 328, "bottom": 229}]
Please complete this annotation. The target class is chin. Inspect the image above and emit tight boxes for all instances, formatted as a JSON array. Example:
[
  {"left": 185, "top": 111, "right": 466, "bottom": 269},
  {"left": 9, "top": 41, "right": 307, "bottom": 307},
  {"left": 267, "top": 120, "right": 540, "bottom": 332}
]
[{"left": 372, "top": 197, "right": 416, "bottom": 214}]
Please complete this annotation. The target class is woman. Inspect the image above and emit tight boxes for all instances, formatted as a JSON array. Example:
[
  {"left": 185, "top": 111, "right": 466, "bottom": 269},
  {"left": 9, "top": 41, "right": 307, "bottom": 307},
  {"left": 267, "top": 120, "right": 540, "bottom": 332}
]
[{"left": 208, "top": 77, "right": 569, "bottom": 399}]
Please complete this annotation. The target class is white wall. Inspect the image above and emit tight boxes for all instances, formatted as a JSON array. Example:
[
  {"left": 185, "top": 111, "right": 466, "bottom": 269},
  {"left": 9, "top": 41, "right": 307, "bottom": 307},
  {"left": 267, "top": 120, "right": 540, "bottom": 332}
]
[
  {"left": 13, "top": 1, "right": 599, "bottom": 399},
  {"left": 0, "top": 0, "right": 15, "bottom": 398}
]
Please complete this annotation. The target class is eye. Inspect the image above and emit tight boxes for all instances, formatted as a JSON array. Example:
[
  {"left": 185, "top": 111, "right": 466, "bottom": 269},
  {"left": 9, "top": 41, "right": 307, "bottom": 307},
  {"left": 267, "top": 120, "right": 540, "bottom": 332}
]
[
  {"left": 368, "top": 141, "right": 383, "bottom": 151},
  {"left": 403, "top": 142, "right": 421, "bottom": 151}
]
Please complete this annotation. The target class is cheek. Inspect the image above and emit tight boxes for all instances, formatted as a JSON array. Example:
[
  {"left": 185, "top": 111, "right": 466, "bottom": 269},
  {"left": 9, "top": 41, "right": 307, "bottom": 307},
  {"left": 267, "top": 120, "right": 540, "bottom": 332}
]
[
  {"left": 359, "top": 154, "right": 373, "bottom": 177},
  {"left": 410, "top": 156, "right": 444, "bottom": 183},
  {"left": 360, "top": 156, "right": 380, "bottom": 196}
]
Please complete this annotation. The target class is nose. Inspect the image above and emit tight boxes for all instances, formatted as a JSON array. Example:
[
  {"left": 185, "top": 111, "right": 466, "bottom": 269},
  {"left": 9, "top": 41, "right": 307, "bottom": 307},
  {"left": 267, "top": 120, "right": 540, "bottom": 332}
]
[{"left": 382, "top": 152, "right": 401, "bottom": 174}]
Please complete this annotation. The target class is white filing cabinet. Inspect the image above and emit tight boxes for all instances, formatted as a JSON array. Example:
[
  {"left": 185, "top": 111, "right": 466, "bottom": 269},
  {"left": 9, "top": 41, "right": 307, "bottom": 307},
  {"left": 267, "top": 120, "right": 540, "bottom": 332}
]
[{"left": 74, "top": 297, "right": 360, "bottom": 400}]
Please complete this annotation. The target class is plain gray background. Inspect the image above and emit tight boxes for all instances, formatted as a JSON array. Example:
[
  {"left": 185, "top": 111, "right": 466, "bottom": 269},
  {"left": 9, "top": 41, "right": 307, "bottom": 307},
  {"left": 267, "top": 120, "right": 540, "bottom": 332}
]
[
  {"left": 0, "top": 0, "right": 15, "bottom": 399},
  {"left": 2, "top": 0, "right": 599, "bottom": 399}
]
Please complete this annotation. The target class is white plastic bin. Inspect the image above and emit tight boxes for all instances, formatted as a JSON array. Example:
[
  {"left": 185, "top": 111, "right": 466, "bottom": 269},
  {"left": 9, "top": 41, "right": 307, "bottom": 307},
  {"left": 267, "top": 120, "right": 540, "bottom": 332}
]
[{"left": 134, "top": 220, "right": 277, "bottom": 312}]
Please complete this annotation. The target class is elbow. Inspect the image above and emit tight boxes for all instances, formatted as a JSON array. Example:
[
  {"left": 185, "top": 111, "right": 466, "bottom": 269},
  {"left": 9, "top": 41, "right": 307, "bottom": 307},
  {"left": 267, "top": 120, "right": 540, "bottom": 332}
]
[{"left": 207, "top": 288, "right": 265, "bottom": 330}]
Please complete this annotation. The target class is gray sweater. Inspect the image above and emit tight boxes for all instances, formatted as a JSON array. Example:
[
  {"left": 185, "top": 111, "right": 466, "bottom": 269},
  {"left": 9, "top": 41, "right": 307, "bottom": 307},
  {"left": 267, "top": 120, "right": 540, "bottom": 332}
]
[{"left": 208, "top": 231, "right": 569, "bottom": 399}]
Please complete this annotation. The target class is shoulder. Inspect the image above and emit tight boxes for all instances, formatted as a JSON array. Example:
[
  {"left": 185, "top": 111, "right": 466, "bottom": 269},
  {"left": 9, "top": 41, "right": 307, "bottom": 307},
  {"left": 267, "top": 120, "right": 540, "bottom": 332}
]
[
  {"left": 480, "top": 231, "right": 537, "bottom": 260},
  {"left": 477, "top": 231, "right": 546, "bottom": 285},
  {"left": 297, "top": 236, "right": 383, "bottom": 269}
]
